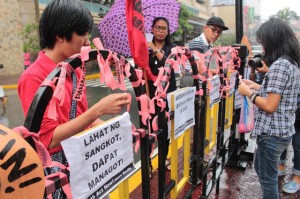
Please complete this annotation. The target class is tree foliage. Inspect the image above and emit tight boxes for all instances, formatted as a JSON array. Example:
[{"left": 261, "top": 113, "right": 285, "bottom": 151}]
[
  {"left": 21, "top": 23, "right": 39, "bottom": 53},
  {"left": 172, "top": 5, "right": 193, "bottom": 39},
  {"left": 275, "top": 7, "right": 299, "bottom": 23},
  {"left": 214, "top": 33, "right": 236, "bottom": 46}
]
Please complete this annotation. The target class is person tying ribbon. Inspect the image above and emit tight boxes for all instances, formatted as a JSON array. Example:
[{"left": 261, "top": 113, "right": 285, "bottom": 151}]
[{"left": 18, "top": 1, "right": 129, "bottom": 198}]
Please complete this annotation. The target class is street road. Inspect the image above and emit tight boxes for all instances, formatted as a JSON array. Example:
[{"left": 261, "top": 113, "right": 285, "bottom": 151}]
[
  {"left": 0, "top": 79, "right": 141, "bottom": 129},
  {"left": 1, "top": 76, "right": 182, "bottom": 129}
]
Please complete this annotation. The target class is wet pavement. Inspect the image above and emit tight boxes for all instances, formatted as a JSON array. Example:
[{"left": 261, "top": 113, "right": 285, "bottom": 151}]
[
  {"left": 129, "top": 141, "right": 299, "bottom": 199},
  {"left": 1, "top": 76, "right": 300, "bottom": 198},
  {"left": 208, "top": 142, "right": 300, "bottom": 199}
]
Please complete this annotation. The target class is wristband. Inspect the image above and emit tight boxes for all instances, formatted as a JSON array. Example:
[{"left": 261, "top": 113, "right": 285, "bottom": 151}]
[{"left": 252, "top": 94, "right": 258, "bottom": 104}]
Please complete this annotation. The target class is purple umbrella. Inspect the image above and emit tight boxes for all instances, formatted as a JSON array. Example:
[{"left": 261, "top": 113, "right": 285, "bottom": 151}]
[{"left": 98, "top": 0, "right": 180, "bottom": 57}]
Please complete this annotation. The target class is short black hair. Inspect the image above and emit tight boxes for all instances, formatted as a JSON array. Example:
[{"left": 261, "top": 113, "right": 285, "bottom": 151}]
[
  {"left": 39, "top": 0, "right": 93, "bottom": 49},
  {"left": 256, "top": 18, "right": 300, "bottom": 67},
  {"left": 152, "top": 17, "right": 172, "bottom": 45}
]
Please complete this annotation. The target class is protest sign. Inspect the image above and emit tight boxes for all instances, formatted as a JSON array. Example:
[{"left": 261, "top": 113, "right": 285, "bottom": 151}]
[
  {"left": 209, "top": 75, "right": 221, "bottom": 108},
  {"left": 229, "top": 71, "right": 237, "bottom": 96},
  {"left": 61, "top": 112, "right": 135, "bottom": 199},
  {"left": 0, "top": 125, "right": 45, "bottom": 199},
  {"left": 167, "top": 87, "right": 196, "bottom": 139},
  {"left": 234, "top": 90, "right": 243, "bottom": 110}
]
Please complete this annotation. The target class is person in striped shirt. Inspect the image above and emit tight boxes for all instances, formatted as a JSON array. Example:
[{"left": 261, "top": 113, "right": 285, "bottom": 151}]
[{"left": 188, "top": 16, "right": 228, "bottom": 54}]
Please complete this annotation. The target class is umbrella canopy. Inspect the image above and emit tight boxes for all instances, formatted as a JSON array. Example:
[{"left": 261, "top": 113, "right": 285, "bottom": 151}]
[{"left": 98, "top": 0, "right": 180, "bottom": 57}]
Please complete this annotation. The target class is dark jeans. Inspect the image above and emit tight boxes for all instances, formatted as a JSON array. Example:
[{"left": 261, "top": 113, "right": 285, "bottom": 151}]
[
  {"left": 255, "top": 134, "right": 292, "bottom": 199},
  {"left": 280, "top": 122, "right": 300, "bottom": 175}
]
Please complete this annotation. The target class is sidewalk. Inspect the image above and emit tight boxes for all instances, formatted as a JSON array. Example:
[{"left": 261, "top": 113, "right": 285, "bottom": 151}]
[
  {"left": 131, "top": 143, "right": 299, "bottom": 198},
  {"left": 0, "top": 75, "right": 19, "bottom": 89},
  {"left": 0, "top": 73, "right": 100, "bottom": 90}
]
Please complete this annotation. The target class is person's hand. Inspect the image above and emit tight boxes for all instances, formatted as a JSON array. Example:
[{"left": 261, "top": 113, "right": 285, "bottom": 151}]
[
  {"left": 240, "top": 79, "right": 257, "bottom": 90},
  {"left": 256, "top": 60, "right": 269, "bottom": 73},
  {"left": 147, "top": 42, "right": 155, "bottom": 51},
  {"left": 238, "top": 83, "right": 252, "bottom": 97},
  {"left": 94, "top": 93, "right": 130, "bottom": 115}
]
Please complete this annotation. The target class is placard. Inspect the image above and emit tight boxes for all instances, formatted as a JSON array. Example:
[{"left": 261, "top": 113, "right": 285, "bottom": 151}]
[
  {"left": 234, "top": 90, "right": 243, "bottom": 109},
  {"left": 167, "top": 87, "right": 196, "bottom": 139},
  {"left": 209, "top": 75, "right": 221, "bottom": 108},
  {"left": 229, "top": 71, "right": 237, "bottom": 96},
  {"left": 61, "top": 112, "right": 135, "bottom": 199},
  {"left": 0, "top": 125, "right": 45, "bottom": 199}
]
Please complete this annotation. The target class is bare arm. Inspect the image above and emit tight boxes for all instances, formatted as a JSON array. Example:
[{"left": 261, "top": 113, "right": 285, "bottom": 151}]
[
  {"left": 238, "top": 83, "right": 281, "bottom": 114},
  {"left": 253, "top": 93, "right": 281, "bottom": 114},
  {"left": 148, "top": 42, "right": 164, "bottom": 61}
]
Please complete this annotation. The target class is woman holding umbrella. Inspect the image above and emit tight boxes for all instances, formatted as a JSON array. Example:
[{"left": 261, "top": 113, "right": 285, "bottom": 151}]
[{"left": 147, "top": 17, "right": 176, "bottom": 172}]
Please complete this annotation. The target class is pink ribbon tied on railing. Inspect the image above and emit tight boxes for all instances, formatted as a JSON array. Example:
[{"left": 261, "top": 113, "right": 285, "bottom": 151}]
[
  {"left": 13, "top": 126, "right": 53, "bottom": 167},
  {"left": 43, "top": 62, "right": 74, "bottom": 120},
  {"left": 131, "top": 126, "right": 146, "bottom": 153},
  {"left": 219, "top": 77, "right": 231, "bottom": 98},
  {"left": 93, "top": 38, "right": 105, "bottom": 50},
  {"left": 13, "top": 126, "right": 73, "bottom": 198},
  {"left": 97, "top": 52, "right": 107, "bottom": 84},
  {"left": 71, "top": 46, "right": 90, "bottom": 102},
  {"left": 103, "top": 51, "right": 120, "bottom": 90},
  {"left": 170, "top": 46, "right": 189, "bottom": 72},
  {"left": 130, "top": 69, "right": 145, "bottom": 88},
  {"left": 153, "top": 67, "right": 165, "bottom": 87},
  {"left": 112, "top": 53, "right": 126, "bottom": 90},
  {"left": 137, "top": 94, "right": 154, "bottom": 126},
  {"left": 149, "top": 132, "right": 158, "bottom": 157},
  {"left": 40, "top": 78, "right": 58, "bottom": 120},
  {"left": 94, "top": 37, "right": 133, "bottom": 90},
  {"left": 54, "top": 62, "right": 74, "bottom": 105},
  {"left": 95, "top": 50, "right": 116, "bottom": 90},
  {"left": 153, "top": 67, "right": 170, "bottom": 97},
  {"left": 165, "top": 58, "right": 180, "bottom": 74},
  {"left": 45, "top": 169, "right": 72, "bottom": 199}
]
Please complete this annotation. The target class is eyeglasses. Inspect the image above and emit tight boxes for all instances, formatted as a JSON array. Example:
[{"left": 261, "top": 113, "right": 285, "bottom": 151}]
[
  {"left": 154, "top": 25, "right": 168, "bottom": 32},
  {"left": 208, "top": 26, "right": 223, "bottom": 35}
]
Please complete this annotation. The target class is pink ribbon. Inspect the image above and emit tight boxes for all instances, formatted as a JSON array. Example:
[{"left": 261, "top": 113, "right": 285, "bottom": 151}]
[
  {"left": 45, "top": 171, "right": 72, "bottom": 199},
  {"left": 13, "top": 126, "right": 53, "bottom": 167},
  {"left": 93, "top": 38, "right": 104, "bottom": 50},
  {"left": 137, "top": 94, "right": 153, "bottom": 126},
  {"left": 131, "top": 126, "right": 146, "bottom": 153},
  {"left": 130, "top": 69, "right": 145, "bottom": 88}
]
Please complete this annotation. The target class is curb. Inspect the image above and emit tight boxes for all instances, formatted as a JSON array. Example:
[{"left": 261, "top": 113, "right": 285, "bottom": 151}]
[{"left": 1, "top": 73, "right": 100, "bottom": 90}]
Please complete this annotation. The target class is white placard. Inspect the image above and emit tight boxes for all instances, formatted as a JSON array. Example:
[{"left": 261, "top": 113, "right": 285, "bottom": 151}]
[
  {"left": 234, "top": 90, "right": 243, "bottom": 109},
  {"left": 61, "top": 112, "right": 135, "bottom": 199},
  {"left": 229, "top": 72, "right": 237, "bottom": 96},
  {"left": 167, "top": 87, "right": 196, "bottom": 139},
  {"left": 209, "top": 75, "right": 221, "bottom": 108}
]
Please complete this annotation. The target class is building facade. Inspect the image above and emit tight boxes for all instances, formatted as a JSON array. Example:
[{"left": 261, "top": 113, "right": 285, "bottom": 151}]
[{"left": 0, "top": 0, "right": 213, "bottom": 77}]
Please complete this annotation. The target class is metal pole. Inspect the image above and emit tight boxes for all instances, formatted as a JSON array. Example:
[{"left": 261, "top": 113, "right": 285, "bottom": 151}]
[{"left": 235, "top": 0, "right": 243, "bottom": 43}]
